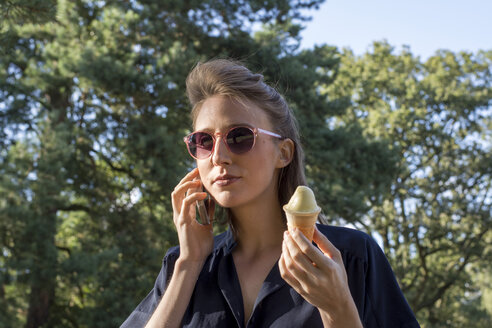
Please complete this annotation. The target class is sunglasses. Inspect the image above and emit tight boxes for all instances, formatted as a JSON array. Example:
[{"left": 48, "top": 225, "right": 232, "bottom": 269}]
[{"left": 184, "top": 126, "right": 284, "bottom": 160}]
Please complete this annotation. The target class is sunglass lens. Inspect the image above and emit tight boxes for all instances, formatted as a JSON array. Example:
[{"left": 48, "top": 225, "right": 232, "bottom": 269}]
[
  {"left": 189, "top": 132, "right": 214, "bottom": 159},
  {"left": 226, "top": 127, "right": 254, "bottom": 154}
]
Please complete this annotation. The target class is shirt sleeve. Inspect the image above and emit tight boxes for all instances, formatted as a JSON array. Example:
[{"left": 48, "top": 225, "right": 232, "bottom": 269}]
[
  {"left": 360, "top": 236, "right": 420, "bottom": 328},
  {"left": 120, "top": 249, "right": 179, "bottom": 328}
]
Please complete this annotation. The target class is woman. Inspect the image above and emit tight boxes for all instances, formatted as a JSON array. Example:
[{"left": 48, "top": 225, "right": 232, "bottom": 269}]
[{"left": 121, "top": 59, "right": 420, "bottom": 327}]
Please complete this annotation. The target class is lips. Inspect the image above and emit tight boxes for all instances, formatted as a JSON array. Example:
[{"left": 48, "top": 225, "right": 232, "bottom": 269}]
[{"left": 213, "top": 174, "right": 240, "bottom": 186}]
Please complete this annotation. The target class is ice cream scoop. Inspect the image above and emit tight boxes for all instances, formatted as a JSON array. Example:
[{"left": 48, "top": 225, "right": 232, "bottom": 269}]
[{"left": 283, "top": 186, "right": 321, "bottom": 241}]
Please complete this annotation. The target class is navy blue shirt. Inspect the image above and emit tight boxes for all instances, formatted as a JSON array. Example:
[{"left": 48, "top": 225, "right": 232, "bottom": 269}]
[{"left": 121, "top": 224, "right": 420, "bottom": 327}]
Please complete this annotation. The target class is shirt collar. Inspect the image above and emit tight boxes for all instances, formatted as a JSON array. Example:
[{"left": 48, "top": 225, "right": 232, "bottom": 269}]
[{"left": 214, "top": 228, "right": 237, "bottom": 256}]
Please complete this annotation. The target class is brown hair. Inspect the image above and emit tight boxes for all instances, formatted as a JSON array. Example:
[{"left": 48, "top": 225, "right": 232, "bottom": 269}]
[{"left": 186, "top": 59, "right": 325, "bottom": 224}]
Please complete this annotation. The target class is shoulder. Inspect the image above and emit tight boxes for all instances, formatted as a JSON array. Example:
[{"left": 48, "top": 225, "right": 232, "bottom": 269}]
[
  {"left": 163, "top": 245, "right": 180, "bottom": 261},
  {"left": 316, "top": 223, "right": 381, "bottom": 264},
  {"left": 316, "top": 225, "right": 420, "bottom": 326}
]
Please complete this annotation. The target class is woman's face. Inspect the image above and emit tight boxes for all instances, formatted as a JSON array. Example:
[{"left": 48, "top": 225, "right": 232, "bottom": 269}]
[{"left": 194, "top": 95, "right": 284, "bottom": 209}]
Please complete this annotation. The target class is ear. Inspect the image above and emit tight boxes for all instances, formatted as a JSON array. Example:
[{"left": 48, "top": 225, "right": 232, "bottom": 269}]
[{"left": 276, "top": 138, "right": 294, "bottom": 168}]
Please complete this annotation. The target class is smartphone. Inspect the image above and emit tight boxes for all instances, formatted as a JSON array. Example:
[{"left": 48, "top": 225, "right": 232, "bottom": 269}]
[
  {"left": 196, "top": 197, "right": 210, "bottom": 225},
  {"left": 194, "top": 172, "right": 210, "bottom": 225}
]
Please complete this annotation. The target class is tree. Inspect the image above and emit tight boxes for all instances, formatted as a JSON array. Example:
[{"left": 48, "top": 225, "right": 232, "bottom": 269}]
[
  {"left": 3, "top": 1, "right": 386, "bottom": 327},
  {"left": 1, "top": 1, "right": 413, "bottom": 327},
  {"left": 324, "top": 41, "right": 492, "bottom": 327}
]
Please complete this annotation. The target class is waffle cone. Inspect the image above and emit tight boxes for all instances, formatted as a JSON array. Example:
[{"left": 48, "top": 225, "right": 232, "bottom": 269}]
[
  {"left": 287, "top": 223, "right": 315, "bottom": 241},
  {"left": 283, "top": 208, "right": 320, "bottom": 242}
]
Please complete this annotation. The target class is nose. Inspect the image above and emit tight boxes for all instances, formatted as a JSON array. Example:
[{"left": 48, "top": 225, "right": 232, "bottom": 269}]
[{"left": 211, "top": 134, "right": 232, "bottom": 166}]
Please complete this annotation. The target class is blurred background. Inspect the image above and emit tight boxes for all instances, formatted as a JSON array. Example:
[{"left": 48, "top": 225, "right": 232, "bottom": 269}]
[{"left": 1, "top": 1, "right": 491, "bottom": 327}]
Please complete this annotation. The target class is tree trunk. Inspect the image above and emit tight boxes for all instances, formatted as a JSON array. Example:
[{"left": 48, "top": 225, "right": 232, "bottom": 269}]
[
  {"left": 25, "top": 210, "right": 57, "bottom": 328},
  {"left": 25, "top": 103, "right": 68, "bottom": 327},
  {"left": 26, "top": 282, "right": 55, "bottom": 328}
]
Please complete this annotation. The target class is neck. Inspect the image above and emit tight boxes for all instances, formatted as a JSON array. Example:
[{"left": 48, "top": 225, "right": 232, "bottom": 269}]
[{"left": 230, "top": 195, "right": 286, "bottom": 257}]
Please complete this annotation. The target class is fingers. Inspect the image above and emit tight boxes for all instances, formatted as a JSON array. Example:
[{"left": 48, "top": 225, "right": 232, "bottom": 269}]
[
  {"left": 182, "top": 192, "right": 207, "bottom": 209},
  {"left": 174, "top": 191, "right": 207, "bottom": 226},
  {"left": 172, "top": 168, "right": 200, "bottom": 205},
  {"left": 177, "top": 180, "right": 202, "bottom": 197},
  {"left": 172, "top": 168, "right": 209, "bottom": 224},
  {"left": 279, "top": 253, "right": 303, "bottom": 292},
  {"left": 177, "top": 167, "right": 200, "bottom": 185},
  {"left": 280, "top": 231, "right": 322, "bottom": 295},
  {"left": 287, "top": 228, "right": 339, "bottom": 273},
  {"left": 290, "top": 229, "right": 326, "bottom": 263},
  {"left": 284, "top": 231, "right": 318, "bottom": 273},
  {"left": 172, "top": 180, "right": 201, "bottom": 211},
  {"left": 280, "top": 228, "right": 341, "bottom": 287},
  {"left": 183, "top": 191, "right": 208, "bottom": 216},
  {"left": 281, "top": 227, "right": 354, "bottom": 314}
]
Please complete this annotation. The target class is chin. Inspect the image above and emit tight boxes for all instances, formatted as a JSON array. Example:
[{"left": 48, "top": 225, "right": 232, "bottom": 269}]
[
  {"left": 210, "top": 191, "right": 243, "bottom": 209},
  {"left": 213, "top": 197, "right": 237, "bottom": 209}
]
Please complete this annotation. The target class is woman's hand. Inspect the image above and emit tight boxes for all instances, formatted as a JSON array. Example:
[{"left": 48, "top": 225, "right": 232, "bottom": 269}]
[
  {"left": 171, "top": 168, "right": 215, "bottom": 263},
  {"left": 279, "top": 226, "right": 362, "bottom": 328}
]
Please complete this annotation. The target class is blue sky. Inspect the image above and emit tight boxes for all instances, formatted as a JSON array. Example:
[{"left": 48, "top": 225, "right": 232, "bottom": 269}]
[{"left": 300, "top": 0, "right": 492, "bottom": 59}]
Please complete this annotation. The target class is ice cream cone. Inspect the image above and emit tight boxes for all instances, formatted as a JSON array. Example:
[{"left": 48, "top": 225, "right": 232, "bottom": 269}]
[
  {"left": 284, "top": 211, "right": 319, "bottom": 241},
  {"left": 283, "top": 186, "right": 321, "bottom": 241}
]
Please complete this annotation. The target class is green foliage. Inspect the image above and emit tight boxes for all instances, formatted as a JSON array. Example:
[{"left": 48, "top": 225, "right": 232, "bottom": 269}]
[
  {"left": 1, "top": 1, "right": 490, "bottom": 327},
  {"left": 1, "top": 1, "right": 339, "bottom": 327},
  {"left": 1, "top": 0, "right": 57, "bottom": 26},
  {"left": 324, "top": 41, "right": 492, "bottom": 327}
]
